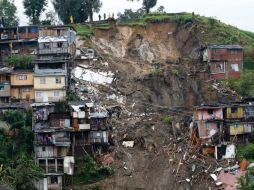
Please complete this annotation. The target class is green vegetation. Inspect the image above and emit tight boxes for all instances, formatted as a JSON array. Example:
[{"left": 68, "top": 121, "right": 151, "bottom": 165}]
[
  {"left": 74, "top": 155, "right": 113, "bottom": 184},
  {"left": 23, "top": 0, "right": 47, "bottom": 25},
  {"left": 53, "top": 0, "right": 89, "bottom": 24},
  {"left": 74, "top": 24, "right": 93, "bottom": 38},
  {"left": 171, "top": 68, "right": 179, "bottom": 76},
  {"left": 236, "top": 144, "right": 254, "bottom": 163},
  {"left": 238, "top": 171, "right": 254, "bottom": 190},
  {"left": 0, "top": 0, "right": 19, "bottom": 27},
  {"left": 95, "top": 23, "right": 111, "bottom": 30},
  {"left": 4, "top": 55, "right": 33, "bottom": 69},
  {"left": 227, "top": 72, "right": 254, "bottom": 98},
  {"left": 163, "top": 116, "right": 174, "bottom": 125},
  {"left": 0, "top": 110, "right": 43, "bottom": 189}
]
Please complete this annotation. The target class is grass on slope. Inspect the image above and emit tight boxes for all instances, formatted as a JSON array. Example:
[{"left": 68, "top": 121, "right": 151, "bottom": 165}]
[{"left": 74, "top": 24, "right": 93, "bottom": 37}]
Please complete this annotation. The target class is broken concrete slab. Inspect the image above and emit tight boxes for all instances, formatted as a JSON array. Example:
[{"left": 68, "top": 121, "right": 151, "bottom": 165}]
[{"left": 122, "top": 141, "right": 134, "bottom": 148}]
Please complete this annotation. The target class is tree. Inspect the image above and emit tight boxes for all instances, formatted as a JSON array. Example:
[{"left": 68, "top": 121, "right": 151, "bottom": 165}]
[
  {"left": 53, "top": 0, "right": 88, "bottom": 24},
  {"left": 128, "top": 0, "right": 157, "bottom": 14},
  {"left": 117, "top": 9, "right": 145, "bottom": 22},
  {"left": 143, "top": 0, "right": 157, "bottom": 14},
  {"left": 0, "top": 0, "right": 19, "bottom": 27},
  {"left": 14, "top": 156, "right": 44, "bottom": 190},
  {"left": 157, "top": 5, "right": 165, "bottom": 13},
  {"left": 83, "top": 0, "right": 102, "bottom": 22},
  {"left": 41, "top": 10, "right": 60, "bottom": 25},
  {"left": 23, "top": 0, "right": 47, "bottom": 24}
]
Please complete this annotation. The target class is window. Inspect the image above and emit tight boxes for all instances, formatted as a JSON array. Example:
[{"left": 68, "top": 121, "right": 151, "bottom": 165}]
[
  {"left": 208, "top": 109, "right": 214, "bottom": 115},
  {"left": 42, "top": 147, "right": 46, "bottom": 151},
  {"left": 43, "top": 43, "right": 50, "bottom": 49},
  {"left": 50, "top": 176, "right": 58, "bottom": 184},
  {"left": 23, "top": 87, "right": 31, "bottom": 92},
  {"left": 56, "top": 77, "right": 61, "bottom": 84},
  {"left": 215, "top": 63, "right": 224, "bottom": 72},
  {"left": 0, "top": 85, "right": 4, "bottom": 91},
  {"left": 40, "top": 77, "right": 46, "bottom": 84},
  {"left": 18, "top": 27, "right": 26, "bottom": 33},
  {"left": 212, "top": 49, "right": 216, "bottom": 55},
  {"left": 57, "top": 29, "right": 61, "bottom": 36},
  {"left": 54, "top": 91, "right": 60, "bottom": 97},
  {"left": 231, "top": 64, "right": 239, "bottom": 72},
  {"left": 57, "top": 42, "right": 63, "bottom": 48},
  {"left": 16, "top": 75, "right": 27, "bottom": 80},
  {"left": 36, "top": 91, "right": 42, "bottom": 97},
  {"left": 230, "top": 50, "right": 238, "bottom": 54},
  {"left": 231, "top": 107, "right": 238, "bottom": 113}
]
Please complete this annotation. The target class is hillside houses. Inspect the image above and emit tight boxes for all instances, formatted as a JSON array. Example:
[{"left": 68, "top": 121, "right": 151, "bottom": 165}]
[
  {"left": 192, "top": 100, "right": 254, "bottom": 159},
  {"left": 0, "top": 25, "right": 76, "bottom": 103},
  {"left": 200, "top": 45, "right": 243, "bottom": 80}
]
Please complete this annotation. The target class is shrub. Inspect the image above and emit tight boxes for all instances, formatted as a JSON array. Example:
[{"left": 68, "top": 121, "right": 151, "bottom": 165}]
[
  {"left": 163, "top": 116, "right": 174, "bottom": 125},
  {"left": 4, "top": 55, "right": 33, "bottom": 69},
  {"left": 76, "top": 155, "right": 113, "bottom": 184}
]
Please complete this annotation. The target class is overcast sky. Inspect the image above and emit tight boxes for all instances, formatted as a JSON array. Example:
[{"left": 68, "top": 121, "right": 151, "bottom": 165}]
[{"left": 15, "top": 0, "right": 254, "bottom": 32}]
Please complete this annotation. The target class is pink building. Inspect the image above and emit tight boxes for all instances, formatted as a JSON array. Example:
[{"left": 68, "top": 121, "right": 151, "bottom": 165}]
[{"left": 194, "top": 106, "right": 223, "bottom": 121}]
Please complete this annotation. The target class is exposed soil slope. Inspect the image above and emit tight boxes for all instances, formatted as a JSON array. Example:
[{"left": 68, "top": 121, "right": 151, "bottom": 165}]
[{"left": 71, "top": 20, "right": 239, "bottom": 190}]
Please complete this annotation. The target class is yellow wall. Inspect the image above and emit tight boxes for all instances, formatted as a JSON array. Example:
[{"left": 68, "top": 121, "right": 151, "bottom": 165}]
[
  {"left": 226, "top": 107, "right": 244, "bottom": 119},
  {"left": 34, "top": 76, "right": 66, "bottom": 90},
  {"left": 230, "top": 123, "right": 244, "bottom": 135},
  {"left": 11, "top": 72, "right": 33, "bottom": 86},
  {"left": 11, "top": 86, "right": 34, "bottom": 100}
]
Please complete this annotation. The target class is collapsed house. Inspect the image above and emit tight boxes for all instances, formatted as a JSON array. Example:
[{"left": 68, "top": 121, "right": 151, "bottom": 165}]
[
  {"left": 69, "top": 102, "right": 109, "bottom": 156},
  {"left": 192, "top": 101, "right": 254, "bottom": 159},
  {"left": 200, "top": 45, "right": 243, "bottom": 80}
]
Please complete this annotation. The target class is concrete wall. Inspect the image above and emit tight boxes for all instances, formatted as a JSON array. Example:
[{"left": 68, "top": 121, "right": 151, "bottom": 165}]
[
  {"left": 11, "top": 72, "right": 33, "bottom": 86},
  {"left": 11, "top": 86, "right": 34, "bottom": 100},
  {"left": 34, "top": 76, "right": 66, "bottom": 90},
  {"left": 34, "top": 89, "right": 66, "bottom": 103}
]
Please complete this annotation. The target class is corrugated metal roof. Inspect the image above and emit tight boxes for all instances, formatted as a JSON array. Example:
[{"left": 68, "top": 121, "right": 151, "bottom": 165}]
[{"left": 208, "top": 44, "right": 243, "bottom": 49}]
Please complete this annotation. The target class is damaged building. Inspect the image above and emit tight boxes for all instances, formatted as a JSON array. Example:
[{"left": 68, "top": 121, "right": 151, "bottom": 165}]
[
  {"left": 192, "top": 101, "right": 254, "bottom": 160},
  {"left": 69, "top": 102, "right": 110, "bottom": 156},
  {"left": 201, "top": 45, "right": 243, "bottom": 80}
]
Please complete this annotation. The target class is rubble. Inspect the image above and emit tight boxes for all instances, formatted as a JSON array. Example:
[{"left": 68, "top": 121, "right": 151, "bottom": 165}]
[{"left": 122, "top": 141, "right": 134, "bottom": 148}]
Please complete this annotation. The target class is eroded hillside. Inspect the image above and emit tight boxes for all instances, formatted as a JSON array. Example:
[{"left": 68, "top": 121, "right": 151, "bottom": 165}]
[{"left": 70, "top": 19, "right": 240, "bottom": 190}]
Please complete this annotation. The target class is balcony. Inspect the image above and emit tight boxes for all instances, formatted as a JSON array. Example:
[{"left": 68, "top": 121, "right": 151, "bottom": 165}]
[{"left": 38, "top": 47, "right": 68, "bottom": 55}]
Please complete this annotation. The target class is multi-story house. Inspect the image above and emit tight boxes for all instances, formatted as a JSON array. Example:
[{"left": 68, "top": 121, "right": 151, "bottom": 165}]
[
  {"left": 0, "top": 67, "right": 12, "bottom": 102},
  {"left": 32, "top": 109, "right": 74, "bottom": 190},
  {"left": 0, "top": 26, "right": 38, "bottom": 64},
  {"left": 38, "top": 26, "right": 76, "bottom": 60},
  {"left": 10, "top": 70, "right": 34, "bottom": 101},
  {"left": 33, "top": 59, "right": 67, "bottom": 103},
  {"left": 201, "top": 45, "right": 243, "bottom": 79}
]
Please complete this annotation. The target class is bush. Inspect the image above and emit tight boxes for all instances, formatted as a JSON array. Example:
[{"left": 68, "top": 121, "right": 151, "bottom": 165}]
[
  {"left": 76, "top": 155, "right": 113, "bottom": 184},
  {"left": 4, "top": 55, "right": 33, "bottom": 69},
  {"left": 228, "top": 72, "right": 254, "bottom": 98},
  {"left": 237, "top": 144, "right": 254, "bottom": 162},
  {"left": 163, "top": 116, "right": 174, "bottom": 125}
]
